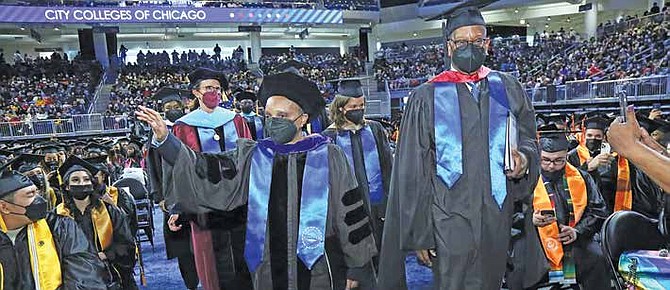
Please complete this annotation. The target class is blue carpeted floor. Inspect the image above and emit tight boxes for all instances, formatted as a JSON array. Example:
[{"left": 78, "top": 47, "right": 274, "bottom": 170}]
[{"left": 133, "top": 207, "right": 434, "bottom": 289}]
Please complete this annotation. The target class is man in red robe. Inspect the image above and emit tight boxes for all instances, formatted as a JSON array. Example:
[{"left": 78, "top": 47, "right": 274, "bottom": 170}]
[{"left": 171, "top": 67, "right": 252, "bottom": 290}]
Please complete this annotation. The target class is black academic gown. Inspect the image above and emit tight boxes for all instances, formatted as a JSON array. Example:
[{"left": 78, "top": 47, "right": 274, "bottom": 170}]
[
  {"left": 378, "top": 71, "right": 540, "bottom": 290},
  {"left": 536, "top": 169, "right": 610, "bottom": 290},
  {"left": 0, "top": 213, "right": 107, "bottom": 290},
  {"left": 321, "top": 120, "right": 393, "bottom": 289},
  {"left": 155, "top": 134, "right": 377, "bottom": 290},
  {"left": 65, "top": 199, "right": 137, "bottom": 290}
]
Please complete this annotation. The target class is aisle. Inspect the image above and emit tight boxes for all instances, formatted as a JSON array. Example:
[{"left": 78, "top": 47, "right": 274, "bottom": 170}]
[
  {"left": 133, "top": 207, "right": 434, "bottom": 289},
  {"left": 135, "top": 208, "right": 186, "bottom": 289}
]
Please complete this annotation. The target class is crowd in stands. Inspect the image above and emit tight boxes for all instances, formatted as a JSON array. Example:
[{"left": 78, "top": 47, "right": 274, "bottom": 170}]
[
  {"left": 11, "top": 0, "right": 380, "bottom": 10},
  {"left": 107, "top": 47, "right": 365, "bottom": 116},
  {"left": 0, "top": 53, "right": 102, "bottom": 123},
  {"left": 375, "top": 10, "right": 670, "bottom": 91}
]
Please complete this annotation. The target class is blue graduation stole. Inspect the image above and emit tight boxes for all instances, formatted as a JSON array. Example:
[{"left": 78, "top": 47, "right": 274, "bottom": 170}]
[
  {"left": 242, "top": 113, "right": 264, "bottom": 140},
  {"left": 244, "top": 137, "right": 330, "bottom": 272},
  {"left": 335, "top": 126, "right": 384, "bottom": 204},
  {"left": 433, "top": 71, "right": 510, "bottom": 208},
  {"left": 176, "top": 107, "right": 239, "bottom": 152}
]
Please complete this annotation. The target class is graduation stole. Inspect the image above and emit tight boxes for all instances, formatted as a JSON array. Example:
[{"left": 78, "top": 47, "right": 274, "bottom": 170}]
[
  {"left": 244, "top": 136, "right": 330, "bottom": 272},
  {"left": 334, "top": 125, "right": 385, "bottom": 204},
  {"left": 430, "top": 68, "right": 510, "bottom": 208},
  {"left": 176, "top": 107, "right": 239, "bottom": 152},
  {"left": 56, "top": 202, "right": 113, "bottom": 250},
  {"left": 0, "top": 216, "right": 62, "bottom": 290},
  {"left": 576, "top": 145, "right": 632, "bottom": 211},
  {"left": 242, "top": 113, "right": 264, "bottom": 139},
  {"left": 106, "top": 186, "right": 119, "bottom": 206},
  {"left": 533, "top": 163, "right": 587, "bottom": 272}
]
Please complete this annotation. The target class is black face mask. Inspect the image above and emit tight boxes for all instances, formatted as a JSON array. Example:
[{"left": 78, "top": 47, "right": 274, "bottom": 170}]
[
  {"left": 45, "top": 161, "right": 58, "bottom": 172},
  {"left": 264, "top": 116, "right": 299, "bottom": 144},
  {"left": 585, "top": 138, "right": 603, "bottom": 153},
  {"left": 542, "top": 169, "right": 565, "bottom": 182},
  {"left": 344, "top": 109, "right": 365, "bottom": 125},
  {"left": 68, "top": 184, "right": 94, "bottom": 200},
  {"left": 451, "top": 43, "right": 487, "bottom": 74},
  {"left": 29, "top": 174, "right": 46, "bottom": 191},
  {"left": 7, "top": 195, "right": 48, "bottom": 222},
  {"left": 165, "top": 109, "right": 184, "bottom": 123},
  {"left": 240, "top": 104, "right": 254, "bottom": 114}
]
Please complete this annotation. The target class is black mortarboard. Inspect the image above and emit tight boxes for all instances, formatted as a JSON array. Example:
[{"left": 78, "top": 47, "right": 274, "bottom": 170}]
[
  {"left": 429, "top": 0, "right": 495, "bottom": 36},
  {"left": 259, "top": 72, "right": 325, "bottom": 120},
  {"left": 0, "top": 150, "right": 13, "bottom": 158},
  {"left": 234, "top": 91, "right": 257, "bottom": 102},
  {"left": 84, "top": 155, "right": 110, "bottom": 175},
  {"left": 654, "top": 120, "right": 670, "bottom": 133},
  {"left": 538, "top": 124, "right": 570, "bottom": 152},
  {"left": 584, "top": 115, "right": 610, "bottom": 131},
  {"left": 187, "top": 67, "right": 229, "bottom": 90},
  {"left": 0, "top": 164, "right": 34, "bottom": 198},
  {"left": 636, "top": 113, "right": 661, "bottom": 133},
  {"left": 544, "top": 113, "right": 568, "bottom": 126},
  {"left": 35, "top": 145, "right": 59, "bottom": 155},
  {"left": 8, "top": 154, "right": 43, "bottom": 173},
  {"left": 331, "top": 77, "right": 369, "bottom": 98},
  {"left": 58, "top": 156, "right": 99, "bottom": 181},
  {"left": 276, "top": 60, "right": 310, "bottom": 75},
  {"left": 155, "top": 87, "right": 187, "bottom": 105},
  {"left": 7, "top": 144, "right": 32, "bottom": 154},
  {"left": 84, "top": 143, "right": 109, "bottom": 155}
]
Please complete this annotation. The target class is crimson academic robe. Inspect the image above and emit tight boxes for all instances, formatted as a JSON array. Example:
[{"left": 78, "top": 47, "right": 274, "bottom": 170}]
[{"left": 173, "top": 107, "right": 252, "bottom": 290}]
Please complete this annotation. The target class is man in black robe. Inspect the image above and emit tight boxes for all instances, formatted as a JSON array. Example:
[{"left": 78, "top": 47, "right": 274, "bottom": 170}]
[
  {"left": 322, "top": 77, "right": 393, "bottom": 289},
  {"left": 146, "top": 87, "right": 200, "bottom": 290},
  {"left": 378, "top": 2, "right": 540, "bottom": 289},
  {"left": 0, "top": 164, "right": 107, "bottom": 289},
  {"left": 137, "top": 72, "right": 376, "bottom": 290},
  {"left": 529, "top": 127, "right": 609, "bottom": 289},
  {"left": 236, "top": 90, "right": 264, "bottom": 141}
]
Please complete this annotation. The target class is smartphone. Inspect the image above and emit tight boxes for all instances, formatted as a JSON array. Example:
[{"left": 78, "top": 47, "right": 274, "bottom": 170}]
[
  {"left": 540, "top": 209, "right": 556, "bottom": 218},
  {"left": 653, "top": 103, "right": 662, "bottom": 110},
  {"left": 601, "top": 142, "right": 611, "bottom": 155},
  {"left": 618, "top": 87, "right": 628, "bottom": 123}
]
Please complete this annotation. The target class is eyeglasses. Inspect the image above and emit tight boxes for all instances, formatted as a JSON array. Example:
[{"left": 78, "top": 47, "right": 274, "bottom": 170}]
[
  {"left": 541, "top": 158, "right": 566, "bottom": 166},
  {"left": 199, "top": 85, "right": 222, "bottom": 93},
  {"left": 449, "top": 38, "right": 489, "bottom": 49}
]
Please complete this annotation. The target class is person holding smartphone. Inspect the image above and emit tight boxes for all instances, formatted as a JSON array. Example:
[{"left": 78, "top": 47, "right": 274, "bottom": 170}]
[{"left": 531, "top": 125, "right": 609, "bottom": 289}]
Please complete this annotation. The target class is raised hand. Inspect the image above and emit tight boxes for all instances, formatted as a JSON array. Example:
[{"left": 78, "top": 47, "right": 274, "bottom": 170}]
[{"left": 135, "top": 106, "right": 169, "bottom": 142}]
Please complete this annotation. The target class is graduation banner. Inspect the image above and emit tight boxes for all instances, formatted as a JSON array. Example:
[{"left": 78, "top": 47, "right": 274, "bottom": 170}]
[{"left": 0, "top": 5, "right": 343, "bottom": 24}]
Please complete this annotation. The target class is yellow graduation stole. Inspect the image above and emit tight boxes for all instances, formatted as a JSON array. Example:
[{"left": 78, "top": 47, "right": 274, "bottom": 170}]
[
  {"left": 0, "top": 215, "right": 62, "bottom": 290},
  {"left": 533, "top": 163, "right": 588, "bottom": 271},
  {"left": 107, "top": 186, "right": 119, "bottom": 206},
  {"left": 576, "top": 145, "right": 632, "bottom": 211},
  {"left": 56, "top": 202, "right": 113, "bottom": 250}
]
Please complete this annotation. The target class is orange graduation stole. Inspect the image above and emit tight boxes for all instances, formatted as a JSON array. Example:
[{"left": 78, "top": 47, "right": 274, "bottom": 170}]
[
  {"left": 0, "top": 215, "right": 62, "bottom": 290},
  {"left": 106, "top": 186, "right": 119, "bottom": 206},
  {"left": 576, "top": 145, "right": 632, "bottom": 211},
  {"left": 56, "top": 202, "right": 113, "bottom": 250},
  {"left": 533, "top": 163, "right": 587, "bottom": 270}
]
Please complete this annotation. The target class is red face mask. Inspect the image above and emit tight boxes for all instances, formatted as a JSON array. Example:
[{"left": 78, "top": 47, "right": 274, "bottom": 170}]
[{"left": 201, "top": 91, "right": 221, "bottom": 109}]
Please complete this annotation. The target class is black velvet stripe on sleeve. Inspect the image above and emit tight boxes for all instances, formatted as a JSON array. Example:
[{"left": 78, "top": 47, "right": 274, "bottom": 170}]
[
  {"left": 345, "top": 205, "right": 367, "bottom": 226},
  {"left": 349, "top": 223, "right": 372, "bottom": 245},
  {"left": 341, "top": 189, "right": 362, "bottom": 206}
]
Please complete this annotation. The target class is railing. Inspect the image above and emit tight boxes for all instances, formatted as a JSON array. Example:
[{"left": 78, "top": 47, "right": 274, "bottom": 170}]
[
  {"left": 88, "top": 71, "right": 107, "bottom": 114},
  {"left": 0, "top": 114, "right": 131, "bottom": 141},
  {"left": 598, "top": 12, "right": 668, "bottom": 38},
  {"left": 526, "top": 75, "right": 669, "bottom": 105},
  {"left": 383, "top": 74, "right": 669, "bottom": 107}
]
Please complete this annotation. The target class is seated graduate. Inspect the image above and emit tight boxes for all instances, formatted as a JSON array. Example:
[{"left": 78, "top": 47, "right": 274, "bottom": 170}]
[
  {"left": 8, "top": 154, "right": 58, "bottom": 211},
  {"left": 532, "top": 125, "right": 610, "bottom": 290},
  {"left": 55, "top": 156, "right": 138, "bottom": 290},
  {"left": 0, "top": 162, "right": 107, "bottom": 289},
  {"left": 136, "top": 71, "right": 377, "bottom": 290}
]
